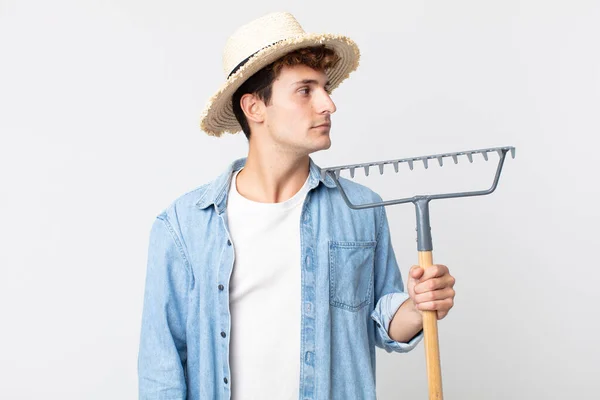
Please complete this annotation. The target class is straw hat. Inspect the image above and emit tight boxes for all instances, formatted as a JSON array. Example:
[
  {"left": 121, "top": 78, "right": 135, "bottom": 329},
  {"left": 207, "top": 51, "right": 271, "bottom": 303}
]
[{"left": 199, "top": 11, "right": 360, "bottom": 137}]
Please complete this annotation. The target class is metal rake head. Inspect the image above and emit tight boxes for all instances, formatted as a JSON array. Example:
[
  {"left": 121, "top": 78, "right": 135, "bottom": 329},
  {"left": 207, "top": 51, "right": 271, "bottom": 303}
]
[
  {"left": 320, "top": 146, "right": 516, "bottom": 210},
  {"left": 321, "top": 146, "right": 515, "bottom": 181},
  {"left": 321, "top": 145, "right": 516, "bottom": 252}
]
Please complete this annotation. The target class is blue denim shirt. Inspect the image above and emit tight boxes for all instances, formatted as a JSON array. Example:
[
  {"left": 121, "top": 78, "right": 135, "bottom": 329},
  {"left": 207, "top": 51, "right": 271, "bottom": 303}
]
[{"left": 138, "top": 157, "right": 423, "bottom": 399}]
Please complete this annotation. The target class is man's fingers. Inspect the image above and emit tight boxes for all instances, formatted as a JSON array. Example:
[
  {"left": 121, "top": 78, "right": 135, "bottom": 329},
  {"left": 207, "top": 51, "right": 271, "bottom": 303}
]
[
  {"left": 414, "top": 276, "right": 455, "bottom": 294},
  {"left": 409, "top": 265, "right": 424, "bottom": 279},
  {"left": 415, "top": 297, "right": 454, "bottom": 313},
  {"left": 413, "top": 287, "right": 455, "bottom": 304},
  {"left": 420, "top": 264, "right": 449, "bottom": 280},
  {"left": 411, "top": 264, "right": 455, "bottom": 320}
]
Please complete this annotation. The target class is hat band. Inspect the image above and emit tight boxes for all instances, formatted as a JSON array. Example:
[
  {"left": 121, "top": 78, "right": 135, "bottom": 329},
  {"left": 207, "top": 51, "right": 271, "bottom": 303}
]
[
  {"left": 227, "top": 39, "right": 285, "bottom": 79},
  {"left": 227, "top": 51, "right": 258, "bottom": 79}
]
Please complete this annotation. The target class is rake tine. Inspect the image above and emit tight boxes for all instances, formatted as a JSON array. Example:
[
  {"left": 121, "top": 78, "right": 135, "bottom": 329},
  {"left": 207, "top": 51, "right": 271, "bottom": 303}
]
[
  {"left": 437, "top": 156, "right": 443, "bottom": 167},
  {"left": 482, "top": 151, "right": 489, "bottom": 161},
  {"left": 423, "top": 158, "right": 429, "bottom": 169},
  {"left": 467, "top": 153, "right": 473, "bottom": 163},
  {"left": 496, "top": 149, "right": 503, "bottom": 158},
  {"left": 452, "top": 154, "right": 458, "bottom": 164},
  {"left": 335, "top": 169, "right": 341, "bottom": 179},
  {"left": 364, "top": 165, "right": 370, "bottom": 176},
  {"left": 349, "top": 167, "right": 355, "bottom": 178},
  {"left": 511, "top": 148, "right": 516, "bottom": 159},
  {"left": 379, "top": 164, "right": 385, "bottom": 175},
  {"left": 408, "top": 160, "right": 414, "bottom": 170},
  {"left": 393, "top": 161, "right": 399, "bottom": 173}
]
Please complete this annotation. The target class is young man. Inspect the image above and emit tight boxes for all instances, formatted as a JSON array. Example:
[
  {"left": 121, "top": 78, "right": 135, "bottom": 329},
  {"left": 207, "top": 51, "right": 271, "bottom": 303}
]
[{"left": 138, "top": 12, "right": 456, "bottom": 400}]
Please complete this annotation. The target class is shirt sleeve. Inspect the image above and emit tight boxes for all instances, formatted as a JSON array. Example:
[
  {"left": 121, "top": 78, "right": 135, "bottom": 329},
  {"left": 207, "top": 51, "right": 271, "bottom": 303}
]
[
  {"left": 138, "top": 214, "right": 190, "bottom": 399},
  {"left": 370, "top": 200, "right": 424, "bottom": 353}
]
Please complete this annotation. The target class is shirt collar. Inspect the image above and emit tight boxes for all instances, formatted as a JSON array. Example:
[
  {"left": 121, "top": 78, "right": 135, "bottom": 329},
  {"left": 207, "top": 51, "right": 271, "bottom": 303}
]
[{"left": 195, "top": 157, "right": 336, "bottom": 212}]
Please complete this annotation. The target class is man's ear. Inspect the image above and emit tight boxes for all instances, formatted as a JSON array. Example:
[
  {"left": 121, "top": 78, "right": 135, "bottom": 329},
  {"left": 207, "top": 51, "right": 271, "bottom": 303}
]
[{"left": 240, "top": 93, "right": 265, "bottom": 124}]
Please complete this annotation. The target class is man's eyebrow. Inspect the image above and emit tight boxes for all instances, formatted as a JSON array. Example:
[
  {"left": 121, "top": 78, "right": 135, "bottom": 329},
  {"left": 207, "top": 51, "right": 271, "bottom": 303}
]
[{"left": 292, "top": 79, "right": 331, "bottom": 87}]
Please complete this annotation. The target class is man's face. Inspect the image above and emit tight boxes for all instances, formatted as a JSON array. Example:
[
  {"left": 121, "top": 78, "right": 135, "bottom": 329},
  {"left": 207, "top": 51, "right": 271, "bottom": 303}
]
[{"left": 261, "top": 64, "right": 337, "bottom": 155}]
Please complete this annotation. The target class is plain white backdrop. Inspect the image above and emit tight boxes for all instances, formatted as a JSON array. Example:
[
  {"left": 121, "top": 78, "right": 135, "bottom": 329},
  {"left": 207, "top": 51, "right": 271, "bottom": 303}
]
[{"left": 1, "top": 0, "right": 598, "bottom": 398}]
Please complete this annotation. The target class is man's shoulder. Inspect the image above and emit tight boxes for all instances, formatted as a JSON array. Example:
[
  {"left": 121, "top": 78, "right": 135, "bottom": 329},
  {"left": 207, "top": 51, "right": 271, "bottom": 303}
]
[
  {"left": 156, "top": 163, "right": 232, "bottom": 220},
  {"left": 155, "top": 158, "right": 242, "bottom": 221},
  {"left": 154, "top": 181, "right": 212, "bottom": 222},
  {"left": 316, "top": 176, "right": 386, "bottom": 231},
  {"left": 325, "top": 176, "right": 384, "bottom": 205}
]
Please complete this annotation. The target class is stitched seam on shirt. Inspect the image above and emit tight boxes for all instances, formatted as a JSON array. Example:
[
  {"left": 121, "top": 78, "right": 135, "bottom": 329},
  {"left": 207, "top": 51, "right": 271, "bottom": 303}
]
[
  {"left": 298, "top": 191, "right": 313, "bottom": 398},
  {"left": 375, "top": 202, "right": 385, "bottom": 243},
  {"left": 329, "top": 241, "right": 375, "bottom": 312},
  {"left": 157, "top": 215, "right": 192, "bottom": 273},
  {"left": 155, "top": 215, "right": 191, "bottom": 359},
  {"left": 193, "top": 182, "right": 210, "bottom": 206}
]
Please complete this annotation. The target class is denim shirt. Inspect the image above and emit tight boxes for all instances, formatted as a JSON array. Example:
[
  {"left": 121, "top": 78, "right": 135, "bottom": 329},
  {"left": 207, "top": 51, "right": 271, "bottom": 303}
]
[{"left": 138, "top": 157, "right": 423, "bottom": 400}]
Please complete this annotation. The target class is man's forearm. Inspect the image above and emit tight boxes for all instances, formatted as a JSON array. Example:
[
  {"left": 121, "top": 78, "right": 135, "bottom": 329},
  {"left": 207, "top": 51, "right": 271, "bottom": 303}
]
[{"left": 388, "top": 298, "right": 423, "bottom": 343}]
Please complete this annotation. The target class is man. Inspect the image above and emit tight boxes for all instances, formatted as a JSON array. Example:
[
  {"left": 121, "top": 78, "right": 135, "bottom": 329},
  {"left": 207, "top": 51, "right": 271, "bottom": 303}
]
[{"left": 138, "top": 11, "right": 456, "bottom": 400}]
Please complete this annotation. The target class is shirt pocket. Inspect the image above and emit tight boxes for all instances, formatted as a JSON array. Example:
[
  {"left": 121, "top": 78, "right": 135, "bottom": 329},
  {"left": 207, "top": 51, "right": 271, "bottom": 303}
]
[{"left": 328, "top": 241, "right": 376, "bottom": 312}]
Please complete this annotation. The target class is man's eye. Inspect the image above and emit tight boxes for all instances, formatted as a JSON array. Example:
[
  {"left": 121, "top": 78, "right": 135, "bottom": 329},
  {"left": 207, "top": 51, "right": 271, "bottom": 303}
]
[{"left": 299, "top": 88, "right": 310, "bottom": 94}]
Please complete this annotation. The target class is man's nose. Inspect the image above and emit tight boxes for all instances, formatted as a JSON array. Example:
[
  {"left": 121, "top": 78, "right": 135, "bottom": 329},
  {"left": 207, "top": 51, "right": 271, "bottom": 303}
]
[{"left": 319, "top": 91, "right": 337, "bottom": 114}]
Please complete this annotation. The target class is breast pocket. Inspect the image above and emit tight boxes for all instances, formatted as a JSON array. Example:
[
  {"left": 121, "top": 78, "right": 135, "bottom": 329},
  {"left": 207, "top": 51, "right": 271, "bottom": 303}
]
[{"left": 329, "top": 241, "right": 376, "bottom": 312}]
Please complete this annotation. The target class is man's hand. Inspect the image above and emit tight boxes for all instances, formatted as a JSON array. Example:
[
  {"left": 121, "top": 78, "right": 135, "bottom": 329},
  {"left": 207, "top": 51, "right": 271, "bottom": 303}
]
[
  {"left": 407, "top": 264, "right": 456, "bottom": 320},
  {"left": 388, "top": 264, "right": 456, "bottom": 342}
]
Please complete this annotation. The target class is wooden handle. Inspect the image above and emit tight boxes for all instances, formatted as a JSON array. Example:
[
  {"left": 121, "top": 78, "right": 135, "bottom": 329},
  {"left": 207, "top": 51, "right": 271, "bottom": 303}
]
[{"left": 419, "top": 251, "right": 443, "bottom": 400}]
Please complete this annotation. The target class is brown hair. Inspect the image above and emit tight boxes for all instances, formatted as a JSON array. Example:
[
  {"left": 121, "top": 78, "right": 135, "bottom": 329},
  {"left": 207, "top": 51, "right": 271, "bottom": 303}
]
[{"left": 231, "top": 45, "right": 340, "bottom": 140}]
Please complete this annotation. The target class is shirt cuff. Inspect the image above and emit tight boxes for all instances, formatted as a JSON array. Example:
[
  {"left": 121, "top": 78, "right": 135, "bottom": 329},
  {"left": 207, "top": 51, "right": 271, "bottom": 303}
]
[{"left": 371, "top": 292, "right": 424, "bottom": 353}]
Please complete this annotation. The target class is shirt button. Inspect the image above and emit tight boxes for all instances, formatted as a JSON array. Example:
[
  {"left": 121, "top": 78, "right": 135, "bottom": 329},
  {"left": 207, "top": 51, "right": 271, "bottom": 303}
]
[
  {"left": 376, "top": 322, "right": 381, "bottom": 328},
  {"left": 218, "top": 284, "right": 224, "bottom": 291},
  {"left": 221, "top": 331, "right": 226, "bottom": 338},
  {"left": 304, "top": 351, "right": 314, "bottom": 365},
  {"left": 227, "top": 239, "right": 232, "bottom": 246},
  {"left": 224, "top": 377, "right": 228, "bottom": 384}
]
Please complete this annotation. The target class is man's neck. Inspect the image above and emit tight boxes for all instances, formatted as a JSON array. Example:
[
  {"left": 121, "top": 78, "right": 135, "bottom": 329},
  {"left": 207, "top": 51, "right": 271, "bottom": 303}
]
[{"left": 236, "top": 142, "right": 311, "bottom": 204}]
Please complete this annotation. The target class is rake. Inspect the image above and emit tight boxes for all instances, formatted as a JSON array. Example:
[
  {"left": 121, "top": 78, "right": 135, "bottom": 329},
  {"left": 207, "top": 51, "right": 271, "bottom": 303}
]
[{"left": 321, "top": 145, "right": 516, "bottom": 400}]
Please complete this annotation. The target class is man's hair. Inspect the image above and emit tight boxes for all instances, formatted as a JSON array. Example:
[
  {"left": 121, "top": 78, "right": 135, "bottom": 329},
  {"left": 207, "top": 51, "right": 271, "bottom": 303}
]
[{"left": 231, "top": 45, "right": 341, "bottom": 140}]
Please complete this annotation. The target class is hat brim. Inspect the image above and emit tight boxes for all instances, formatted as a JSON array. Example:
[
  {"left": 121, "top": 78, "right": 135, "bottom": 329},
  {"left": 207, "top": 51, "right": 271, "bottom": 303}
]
[{"left": 200, "top": 33, "right": 360, "bottom": 137}]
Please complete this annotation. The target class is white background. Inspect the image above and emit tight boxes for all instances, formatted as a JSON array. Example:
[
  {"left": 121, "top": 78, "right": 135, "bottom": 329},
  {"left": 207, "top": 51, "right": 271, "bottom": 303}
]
[{"left": 1, "top": 0, "right": 598, "bottom": 399}]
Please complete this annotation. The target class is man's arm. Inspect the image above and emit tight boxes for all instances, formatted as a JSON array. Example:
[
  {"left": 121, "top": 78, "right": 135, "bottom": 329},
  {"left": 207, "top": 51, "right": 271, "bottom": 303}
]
[
  {"left": 370, "top": 195, "right": 455, "bottom": 350},
  {"left": 370, "top": 199, "right": 424, "bottom": 352},
  {"left": 389, "top": 265, "right": 456, "bottom": 342},
  {"left": 138, "top": 214, "right": 190, "bottom": 399},
  {"left": 388, "top": 298, "right": 423, "bottom": 343}
]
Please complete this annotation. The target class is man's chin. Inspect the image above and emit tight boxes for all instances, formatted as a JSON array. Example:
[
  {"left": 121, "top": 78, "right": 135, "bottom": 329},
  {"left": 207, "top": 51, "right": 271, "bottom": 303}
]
[{"left": 308, "top": 137, "right": 332, "bottom": 154}]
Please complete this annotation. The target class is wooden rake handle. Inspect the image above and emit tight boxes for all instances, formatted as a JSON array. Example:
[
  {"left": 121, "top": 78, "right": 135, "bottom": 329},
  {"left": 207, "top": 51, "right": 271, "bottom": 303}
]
[{"left": 419, "top": 250, "right": 443, "bottom": 400}]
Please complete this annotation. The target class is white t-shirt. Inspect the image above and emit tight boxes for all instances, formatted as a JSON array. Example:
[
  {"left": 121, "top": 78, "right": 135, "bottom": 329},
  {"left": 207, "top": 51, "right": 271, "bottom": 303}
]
[{"left": 227, "top": 169, "right": 310, "bottom": 400}]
